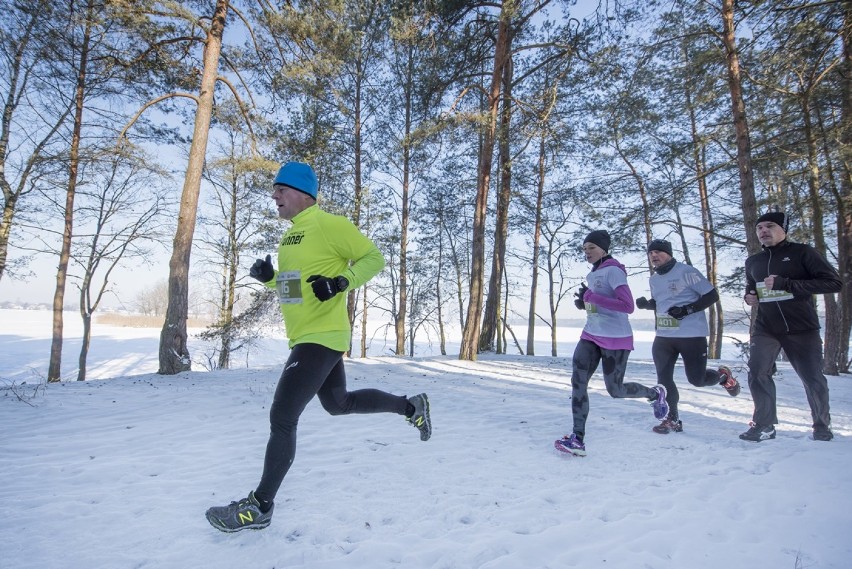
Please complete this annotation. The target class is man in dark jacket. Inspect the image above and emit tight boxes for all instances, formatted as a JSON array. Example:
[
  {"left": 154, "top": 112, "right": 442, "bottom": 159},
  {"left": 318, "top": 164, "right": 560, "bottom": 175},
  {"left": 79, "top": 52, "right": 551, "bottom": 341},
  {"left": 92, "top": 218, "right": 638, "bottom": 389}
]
[{"left": 741, "top": 212, "right": 842, "bottom": 442}]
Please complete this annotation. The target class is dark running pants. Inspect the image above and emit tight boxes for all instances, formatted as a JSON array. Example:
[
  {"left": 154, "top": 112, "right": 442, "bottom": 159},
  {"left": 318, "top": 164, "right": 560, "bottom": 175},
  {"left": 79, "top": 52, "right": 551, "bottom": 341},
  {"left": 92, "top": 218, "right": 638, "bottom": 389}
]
[
  {"left": 652, "top": 336, "right": 722, "bottom": 419},
  {"left": 747, "top": 330, "right": 831, "bottom": 430},
  {"left": 254, "top": 343, "right": 409, "bottom": 504},
  {"left": 571, "top": 339, "right": 656, "bottom": 439}
]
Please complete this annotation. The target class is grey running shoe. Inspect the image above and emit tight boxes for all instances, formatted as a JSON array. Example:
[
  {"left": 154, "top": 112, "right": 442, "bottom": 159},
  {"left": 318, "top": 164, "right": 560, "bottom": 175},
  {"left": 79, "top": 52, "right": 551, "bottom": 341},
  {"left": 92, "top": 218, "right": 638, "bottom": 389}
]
[
  {"left": 206, "top": 491, "right": 273, "bottom": 533},
  {"left": 739, "top": 422, "right": 776, "bottom": 442},
  {"left": 650, "top": 385, "right": 669, "bottom": 420},
  {"left": 718, "top": 366, "right": 741, "bottom": 397},
  {"left": 653, "top": 417, "right": 683, "bottom": 434},
  {"left": 407, "top": 393, "right": 431, "bottom": 441},
  {"left": 813, "top": 428, "right": 833, "bottom": 441}
]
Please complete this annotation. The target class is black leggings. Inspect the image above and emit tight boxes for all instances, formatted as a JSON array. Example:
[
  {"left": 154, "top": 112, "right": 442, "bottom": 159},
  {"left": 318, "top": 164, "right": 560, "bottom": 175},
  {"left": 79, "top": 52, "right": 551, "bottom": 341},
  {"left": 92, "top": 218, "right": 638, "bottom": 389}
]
[
  {"left": 571, "top": 339, "right": 656, "bottom": 439},
  {"left": 652, "top": 336, "right": 721, "bottom": 419},
  {"left": 254, "top": 343, "right": 409, "bottom": 504}
]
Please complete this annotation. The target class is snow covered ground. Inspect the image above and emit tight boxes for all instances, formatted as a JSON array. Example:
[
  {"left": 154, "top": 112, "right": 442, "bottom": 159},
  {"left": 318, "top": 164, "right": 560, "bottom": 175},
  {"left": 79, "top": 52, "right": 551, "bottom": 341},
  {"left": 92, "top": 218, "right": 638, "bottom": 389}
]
[{"left": 1, "top": 309, "right": 850, "bottom": 569}]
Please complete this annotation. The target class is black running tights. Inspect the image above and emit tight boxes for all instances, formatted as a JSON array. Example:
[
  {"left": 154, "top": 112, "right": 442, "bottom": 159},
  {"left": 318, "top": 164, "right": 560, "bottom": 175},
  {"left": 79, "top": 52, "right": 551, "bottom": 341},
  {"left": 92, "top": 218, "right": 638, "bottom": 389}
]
[
  {"left": 652, "top": 336, "right": 721, "bottom": 419},
  {"left": 254, "top": 343, "right": 408, "bottom": 504}
]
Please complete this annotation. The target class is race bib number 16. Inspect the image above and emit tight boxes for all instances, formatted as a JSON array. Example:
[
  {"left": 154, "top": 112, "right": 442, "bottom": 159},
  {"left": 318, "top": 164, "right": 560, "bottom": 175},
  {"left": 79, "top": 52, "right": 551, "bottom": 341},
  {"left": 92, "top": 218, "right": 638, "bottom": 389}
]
[{"left": 276, "top": 271, "right": 303, "bottom": 304}]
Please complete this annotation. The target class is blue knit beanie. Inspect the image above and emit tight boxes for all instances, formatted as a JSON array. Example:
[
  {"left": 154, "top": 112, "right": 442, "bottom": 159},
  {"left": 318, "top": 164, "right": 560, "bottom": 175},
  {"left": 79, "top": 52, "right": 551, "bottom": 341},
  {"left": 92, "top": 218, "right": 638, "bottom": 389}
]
[{"left": 273, "top": 162, "right": 318, "bottom": 199}]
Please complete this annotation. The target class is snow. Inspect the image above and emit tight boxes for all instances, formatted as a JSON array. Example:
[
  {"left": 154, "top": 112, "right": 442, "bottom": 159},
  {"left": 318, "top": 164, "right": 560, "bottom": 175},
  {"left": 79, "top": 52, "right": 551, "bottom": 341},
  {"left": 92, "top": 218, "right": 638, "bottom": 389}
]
[{"left": 1, "top": 308, "right": 850, "bottom": 569}]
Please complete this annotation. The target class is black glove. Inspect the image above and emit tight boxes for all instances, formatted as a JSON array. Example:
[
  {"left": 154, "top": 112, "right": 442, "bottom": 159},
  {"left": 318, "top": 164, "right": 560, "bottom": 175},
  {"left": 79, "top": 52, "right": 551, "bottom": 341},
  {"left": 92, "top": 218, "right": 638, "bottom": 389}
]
[
  {"left": 667, "top": 304, "right": 695, "bottom": 320},
  {"left": 574, "top": 282, "right": 589, "bottom": 310},
  {"left": 307, "top": 274, "right": 349, "bottom": 302},
  {"left": 249, "top": 254, "right": 275, "bottom": 283},
  {"left": 636, "top": 297, "right": 656, "bottom": 310}
]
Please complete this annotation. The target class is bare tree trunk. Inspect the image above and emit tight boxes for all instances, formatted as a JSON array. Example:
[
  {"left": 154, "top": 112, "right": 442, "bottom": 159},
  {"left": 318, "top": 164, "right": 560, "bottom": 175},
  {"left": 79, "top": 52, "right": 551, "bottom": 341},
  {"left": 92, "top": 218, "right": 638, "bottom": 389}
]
[
  {"left": 526, "top": 136, "right": 546, "bottom": 356},
  {"left": 347, "top": 62, "right": 364, "bottom": 346},
  {"left": 77, "top": 314, "right": 92, "bottom": 382},
  {"left": 500, "top": 268, "right": 513, "bottom": 354},
  {"left": 546, "top": 235, "right": 559, "bottom": 357},
  {"left": 0, "top": 195, "right": 18, "bottom": 282},
  {"left": 48, "top": 1, "right": 94, "bottom": 382},
  {"left": 683, "top": 53, "right": 723, "bottom": 357},
  {"left": 217, "top": 267, "right": 232, "bottom": 369},
  {"left": 217, "top": 175, "right": 239, "bottom": 370},
  {"left": 837, "top": 0, "right": 852, "bottom": 372},
  {"left": 721, "top": 0, "right": 760, "bottom": 255},
  {"left": 408, "top": 303, "right": 415, "bottom": 357},
  {"left": 697, "top": 163, "right": 724, "bottom": 359},
  {"left": 459, "top": 4, "right": 512, "bottom": 361},
  {"left": 799, "top": 92, "right": 840, "bottom": 375},
  {"left": 77, "top": 231, "right": 96, "bottom": 382},
  {"left": 360, "top": 288, "right": 368, "bottom": 357},
  {"left": 480, "top": 49, "right": 513, "bottom": 353},
  {"left": 447, "top": 223, "right": 466, "bottom": 331},
  {"left": 436, "top": 221, "right": 448, "bottom": 356},
  {"left": 158, "top": 0, "right": 229, "bottom": 375},
  {"left": 815, "top": 102, "right": 849, "bottom": 372},
  {"left": 395, "top": 48, "right": 413, "bottom": 355}
]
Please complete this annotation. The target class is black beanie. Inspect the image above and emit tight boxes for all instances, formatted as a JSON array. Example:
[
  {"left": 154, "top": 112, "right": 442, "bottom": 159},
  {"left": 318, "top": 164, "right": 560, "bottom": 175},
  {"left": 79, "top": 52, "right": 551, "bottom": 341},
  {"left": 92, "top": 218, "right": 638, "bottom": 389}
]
[
  {"left": 647, "top": 239, "right": 673, "bottom": 256},
  {"left": 756, "top": 211, "right": 788, "bottom": 232},
  {"left": 584, "top": 230, "right": 611, "bottom": 252}
]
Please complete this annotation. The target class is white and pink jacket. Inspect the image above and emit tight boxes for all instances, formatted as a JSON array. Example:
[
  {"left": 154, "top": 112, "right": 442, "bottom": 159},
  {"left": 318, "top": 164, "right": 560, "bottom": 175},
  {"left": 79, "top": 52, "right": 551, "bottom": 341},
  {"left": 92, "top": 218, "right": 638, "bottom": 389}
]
[{"left": 580, "top": 257, "right": 634, "bottom": 351}]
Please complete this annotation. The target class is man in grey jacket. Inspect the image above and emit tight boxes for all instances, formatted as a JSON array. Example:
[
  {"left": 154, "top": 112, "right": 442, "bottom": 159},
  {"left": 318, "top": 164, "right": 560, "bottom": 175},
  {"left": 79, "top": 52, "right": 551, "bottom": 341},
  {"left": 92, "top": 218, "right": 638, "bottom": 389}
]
[{"left": 636, "top": 239, "right": 740, "bottom": 435}]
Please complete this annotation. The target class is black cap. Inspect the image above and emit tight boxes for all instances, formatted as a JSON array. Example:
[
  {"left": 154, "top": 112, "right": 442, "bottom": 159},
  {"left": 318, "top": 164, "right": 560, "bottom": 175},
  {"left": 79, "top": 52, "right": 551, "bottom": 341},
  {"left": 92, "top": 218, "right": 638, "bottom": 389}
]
[
  {"left": 584, "top": 230, "right": 611, "bottom": 252},
  {"left": 647, "top": 239, "right": 673, "bottom": 256},
  {"left": 756, "top": 211, "right": 788, "bottom": 232}
]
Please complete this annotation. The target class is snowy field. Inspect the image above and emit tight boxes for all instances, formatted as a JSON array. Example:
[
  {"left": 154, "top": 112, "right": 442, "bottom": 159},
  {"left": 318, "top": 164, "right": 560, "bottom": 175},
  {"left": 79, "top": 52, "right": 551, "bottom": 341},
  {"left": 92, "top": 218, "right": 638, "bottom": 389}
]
[{"left": 1, "top": 309, "right": 851, "bottom": 569}]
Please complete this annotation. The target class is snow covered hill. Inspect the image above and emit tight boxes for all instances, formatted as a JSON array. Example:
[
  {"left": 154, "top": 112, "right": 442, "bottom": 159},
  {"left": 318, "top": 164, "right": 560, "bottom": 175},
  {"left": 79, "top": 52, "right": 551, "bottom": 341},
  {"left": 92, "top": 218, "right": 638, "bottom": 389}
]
[{"left": 1, "top": 310, "right": 850, "bottom": 568}]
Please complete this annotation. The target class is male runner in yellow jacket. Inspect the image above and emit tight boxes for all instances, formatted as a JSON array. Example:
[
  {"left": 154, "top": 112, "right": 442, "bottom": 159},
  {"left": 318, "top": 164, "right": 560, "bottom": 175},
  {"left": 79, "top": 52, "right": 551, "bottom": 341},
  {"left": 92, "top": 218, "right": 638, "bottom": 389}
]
[{"left": 206, "top": 162, "right": 431, "bottom": 533}]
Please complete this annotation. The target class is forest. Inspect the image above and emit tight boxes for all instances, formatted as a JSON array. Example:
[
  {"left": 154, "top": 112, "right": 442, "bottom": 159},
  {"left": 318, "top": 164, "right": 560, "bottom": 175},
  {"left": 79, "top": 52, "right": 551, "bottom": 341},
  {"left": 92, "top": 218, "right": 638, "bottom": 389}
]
[{"left": 1, "top": 0, "right": 849, "bottom": 380}]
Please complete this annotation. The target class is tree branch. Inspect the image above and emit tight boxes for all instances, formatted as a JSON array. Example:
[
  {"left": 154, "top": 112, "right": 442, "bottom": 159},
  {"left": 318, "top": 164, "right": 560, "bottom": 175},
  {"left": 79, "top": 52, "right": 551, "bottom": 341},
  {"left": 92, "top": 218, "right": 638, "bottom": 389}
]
[
  {"left": 214, "top": 75, "right": 259, "bottom": 154},
  {"left": 118, "top": 92, "right": 200, "bottom": 141}
]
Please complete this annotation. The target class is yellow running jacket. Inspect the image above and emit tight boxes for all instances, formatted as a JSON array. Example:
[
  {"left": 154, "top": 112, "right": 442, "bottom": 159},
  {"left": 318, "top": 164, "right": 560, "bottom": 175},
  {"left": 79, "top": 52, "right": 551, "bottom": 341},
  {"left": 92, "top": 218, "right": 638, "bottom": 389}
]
[{"left": 265, "top": 205, "right": 385, "bottom": 351}]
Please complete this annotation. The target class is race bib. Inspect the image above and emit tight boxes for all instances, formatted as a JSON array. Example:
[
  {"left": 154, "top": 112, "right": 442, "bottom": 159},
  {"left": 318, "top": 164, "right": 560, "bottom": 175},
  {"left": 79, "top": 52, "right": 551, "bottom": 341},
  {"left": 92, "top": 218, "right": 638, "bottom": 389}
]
[
  {"left": 756, "top": 282, "right": 793, "bottom": 303},
  {"left": 585, "top": 303, "right": 599, "bottom": 315},
  {"left": 656, "top": 314, "right": 680, "bottom": 329},
  {"left": 276, "top": 271, "right": 303, "bottom": 304}
]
